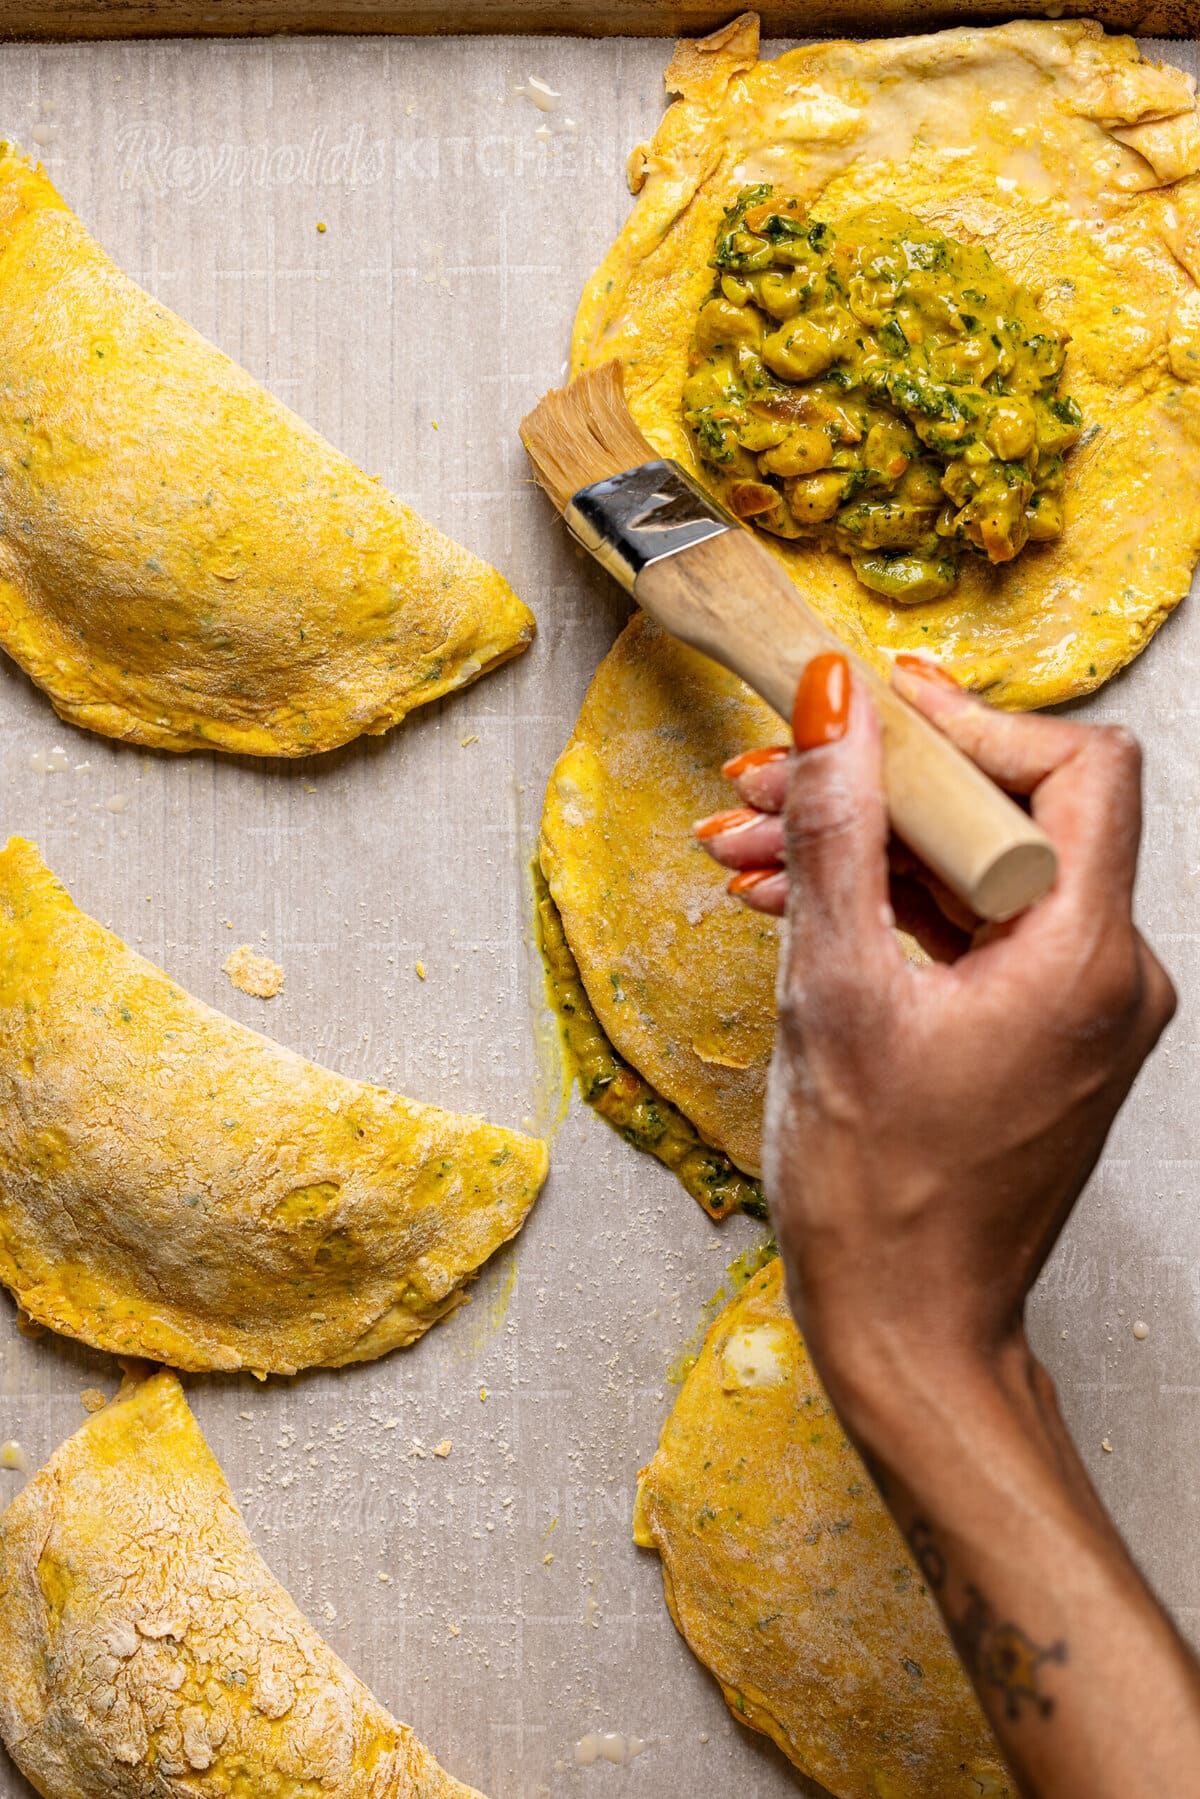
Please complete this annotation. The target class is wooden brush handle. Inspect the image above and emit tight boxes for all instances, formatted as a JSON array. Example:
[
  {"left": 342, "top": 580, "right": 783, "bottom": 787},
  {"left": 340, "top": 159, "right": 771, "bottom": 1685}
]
[{"left": 635, "top": 528, "right": 1056, "bottom": 923}]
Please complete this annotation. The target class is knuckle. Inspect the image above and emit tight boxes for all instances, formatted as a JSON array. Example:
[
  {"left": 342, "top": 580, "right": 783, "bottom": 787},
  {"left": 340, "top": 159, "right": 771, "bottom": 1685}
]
[
  {"left": 775, "top": 984, "right": 808, "bottom": 1043},
  {"left": 737, "top": 764, "right": 787, "bottom": 813},
  {"left": 1142, "top": 952, "right": 1178, "bottom": 1033},
  {"left": 1092, "top": 723, "right": 1142, "bottom": 781},
  {"left": 1094, "top": 943, "right": 1142, "bottom": 1015},
  {"left": 1068, "top": 924, "right": 1141, "bottom": 1021},
  {"left": 1087, "top": 937, "right": 1177, "bottom": 1042},
  {"left": 784, "top": 779, "right": 860, "bottom": 856},
  {"left": 777, "top": 954, "right": 885, "bottom": 1053}
]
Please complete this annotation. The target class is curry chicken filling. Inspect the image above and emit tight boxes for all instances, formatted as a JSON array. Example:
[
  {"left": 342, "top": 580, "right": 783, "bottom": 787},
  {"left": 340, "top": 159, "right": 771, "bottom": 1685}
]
[{"left": 684, "top": 189, "right": 1083, "bottom": 603}]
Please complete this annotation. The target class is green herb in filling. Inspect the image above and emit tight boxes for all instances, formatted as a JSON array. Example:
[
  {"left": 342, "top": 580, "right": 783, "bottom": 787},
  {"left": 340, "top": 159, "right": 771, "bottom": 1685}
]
[{"left": 684, "top": 189, "right": 1082, "bottom": 604}]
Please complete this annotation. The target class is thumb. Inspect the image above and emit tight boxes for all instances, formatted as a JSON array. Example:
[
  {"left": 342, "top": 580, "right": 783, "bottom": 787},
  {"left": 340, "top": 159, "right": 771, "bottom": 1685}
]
[{"left": 783, "top": 655, "right": 901, "bottom": 989}]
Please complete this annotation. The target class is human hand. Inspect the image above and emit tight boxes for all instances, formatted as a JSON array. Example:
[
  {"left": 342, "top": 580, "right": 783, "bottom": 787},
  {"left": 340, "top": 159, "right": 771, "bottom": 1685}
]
[{"left": 695, "top": 654, "right": 1175, "bottom": 1448}]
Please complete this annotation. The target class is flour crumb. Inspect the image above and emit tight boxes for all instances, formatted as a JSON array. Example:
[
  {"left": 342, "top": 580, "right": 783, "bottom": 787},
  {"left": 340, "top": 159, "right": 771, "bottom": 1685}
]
[
  {"left": 1133, "top": 1319, "right": 1150, "bottom": 1340},
  {"left": 80, "top": 1389, "right": 108, "bottom": 1415},
  {"left": 1101, "top": 1436, "right": 1114, "bottom": 1453},
  {"left": 434, "top": 1439, "right": 452, "bottom": 1458},
  {"left": 224, "top": 944, "right": 285, "bottom": 999},
  {"left": 447, "top": 1621, "right": 460, "bottom": 1637}
]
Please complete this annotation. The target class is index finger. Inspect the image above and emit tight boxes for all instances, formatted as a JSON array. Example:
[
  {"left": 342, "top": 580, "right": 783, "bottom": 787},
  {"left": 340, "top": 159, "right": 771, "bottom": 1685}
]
[{"left": 892, "top": 663, "right": 1144, "bottom": 925}]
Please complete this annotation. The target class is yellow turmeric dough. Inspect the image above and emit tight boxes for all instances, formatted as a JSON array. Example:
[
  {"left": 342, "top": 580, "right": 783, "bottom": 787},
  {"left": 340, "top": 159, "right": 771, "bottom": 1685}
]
[
  {"left": 0, "top": 1371, "right": 484, "bottom": 1799},
  {"left": 541, "top": 614, "right": 780, "bottom": 1178},
  {"left": 634, "top": 1258, "right": 1014, "bottom": 1797},
  {"left": 540, "top": 614, "right": 939, "bottom": 1180},
  {"left": 573, "top": 15, "right": 1200, "bottom": 707},
  {"left": 0, "top": 838, "right": 548, "bottom": 1376},
  {"left": 0, "top": 147, "right": 533, "bottom": 755}
]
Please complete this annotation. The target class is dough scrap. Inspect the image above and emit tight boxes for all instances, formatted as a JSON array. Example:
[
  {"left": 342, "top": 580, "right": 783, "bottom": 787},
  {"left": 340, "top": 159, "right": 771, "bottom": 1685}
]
[
  {"left": 0, "top": 837, "right": 548, "bottom": 1376},
  {"left": 0, "top": 1370, "right": 484, "bottom": 1799},
  {"left": 635, "top": 1257, "right": 1014, "bottom": 1797},
  {"left": 223, "top": 943, "right": 285, "bottom": 999},
  {"left": 573, "top": 17, "right": 1200, "bottom": 707},
  {"left": 0, "top": 147, "right": 534, "bottom": 755}
]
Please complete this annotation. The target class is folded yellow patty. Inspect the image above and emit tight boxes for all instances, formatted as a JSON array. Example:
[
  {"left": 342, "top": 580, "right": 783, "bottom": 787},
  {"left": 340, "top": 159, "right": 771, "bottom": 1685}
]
[
  {"left": 0, "top": 1371, "right": 484, "bottom": 1798},
  {"left": 541, "top": 614, "right": 781, "bottom": 1178},
  {"left": 0, "top": 147, "right": 533, "bottom": 754},
  {"left": 540, "top": 614, "right": 938, "bottom": 1184},
  {"left": 0, "top": 837, "right": 548, "bottom": 1376},
  {"left": 636, "top": 1257, "right": 1013, "bottom": 1797}
]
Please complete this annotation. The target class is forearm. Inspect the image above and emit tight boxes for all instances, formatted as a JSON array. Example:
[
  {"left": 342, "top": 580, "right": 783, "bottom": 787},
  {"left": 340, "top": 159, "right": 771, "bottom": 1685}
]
[{"left": 818, "top": 1334, "right": 1200, "bottom": 1799}]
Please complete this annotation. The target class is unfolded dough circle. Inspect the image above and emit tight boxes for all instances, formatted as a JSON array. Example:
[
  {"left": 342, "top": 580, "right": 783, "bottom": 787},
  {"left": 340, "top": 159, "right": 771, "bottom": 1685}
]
[
  {"left": 572, "top": 15, "right": 1200, "bottom": 708},
  {"left": 0, "top": 837, "right": 548, "bottom": 1376},
  {"left": 0, "top": 1370, "right": 484, "bottom": 1799},
  {"left": 0, "top": 147, "right": 534, "bottom": 755},
  {"left": 634, "top": 1257, "right": 1014, "bottom": 1798}
]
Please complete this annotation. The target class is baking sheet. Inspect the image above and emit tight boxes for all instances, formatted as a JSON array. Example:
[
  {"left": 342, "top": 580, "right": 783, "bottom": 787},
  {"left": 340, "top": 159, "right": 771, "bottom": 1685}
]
[
  {"left": 0, "top": 31, "right": 1197, "bottom": 1799},
  {"left": 15, "top": 1, "right": 1200, "bottom": 46}
]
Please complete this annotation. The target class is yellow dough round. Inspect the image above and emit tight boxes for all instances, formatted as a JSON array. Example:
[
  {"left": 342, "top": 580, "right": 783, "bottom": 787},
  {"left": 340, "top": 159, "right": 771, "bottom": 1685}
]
[
  {"left": 0, "top": 1371, "right": 483, "bottom": 1798},
  {"left": 540, "top": 612, "right": 781, "bottom": 1177},
  {"left": 0, "top": 148, "right": 533, "bottom": 755},
  {"left": 573, "top": 15, "right": 1200, "bottom": 707},
  {"left": 540, "top": 613, "right": 941, "bottom": 1178},
  {"left": 0, "top": 837, "right": 548, "bottom": 1376},
  {"left": 635, "top": 1257, "right": 1013, "bottom": 1798}
]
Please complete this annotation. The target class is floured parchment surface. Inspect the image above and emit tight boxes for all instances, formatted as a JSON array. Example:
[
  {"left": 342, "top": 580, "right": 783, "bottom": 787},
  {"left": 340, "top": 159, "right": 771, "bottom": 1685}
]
[{"left": 0, "top": 33, "right": 1196, "bottom": 1799}]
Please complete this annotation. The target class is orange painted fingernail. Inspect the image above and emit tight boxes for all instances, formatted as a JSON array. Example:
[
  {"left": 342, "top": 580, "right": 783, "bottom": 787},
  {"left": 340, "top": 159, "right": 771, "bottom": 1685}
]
[
  {"left": 894, "top": 653, "right": 960, "bottom": 688},
  {"left": 721, "top": 745, "right": 788, "bottom": 779},
  {"left": 694, "top": 807, "right": 759, "bottom": 840},
  {"left": 792, "top": 652, "right": 850, "bottom": 751},
  {"left": 727, "top": 866, "right": 782, "bottom": 895}
]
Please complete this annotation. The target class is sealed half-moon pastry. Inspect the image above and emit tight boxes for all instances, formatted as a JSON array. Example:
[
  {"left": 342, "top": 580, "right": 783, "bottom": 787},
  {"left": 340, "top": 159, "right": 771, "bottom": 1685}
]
[
  {"left": 574, "top": 15, "right": 1200, "bottom": 708},
  {"left": 0, "top": 147, "right": 533, "bottom": 755},
  {"left": 0, "top": 837, "right": 548, "bottom": 1376},
  {"left": 539, "top": 613, "right": 945, "bottom": 1206},
  {"left": 540, "top": 615, "right": 779, "bottom": 1201},
  {"left": 635, "top": 1257, "right": 1014, "bottom": 1797},
  {"left": 0, "top": 1370, "right": 484, "bottom": 1798}
]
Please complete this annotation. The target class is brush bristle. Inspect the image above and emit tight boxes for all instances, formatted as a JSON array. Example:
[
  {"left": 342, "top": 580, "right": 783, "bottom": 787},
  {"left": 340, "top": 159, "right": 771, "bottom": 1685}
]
[{"left": 519, "top": 363, "right": 657, "bottom": 515}]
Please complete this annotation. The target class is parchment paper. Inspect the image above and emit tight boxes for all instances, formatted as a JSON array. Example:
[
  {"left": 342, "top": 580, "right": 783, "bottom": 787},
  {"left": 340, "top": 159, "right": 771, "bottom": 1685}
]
[{"left": 0, "top": 32, "right": 1196, "bottom": 1799}]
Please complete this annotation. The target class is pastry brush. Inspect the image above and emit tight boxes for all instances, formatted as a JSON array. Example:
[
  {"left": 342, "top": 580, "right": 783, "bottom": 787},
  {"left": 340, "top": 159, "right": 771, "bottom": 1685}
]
[{"left": 520, "top": 361, "right": 1056, "bottom": 924}]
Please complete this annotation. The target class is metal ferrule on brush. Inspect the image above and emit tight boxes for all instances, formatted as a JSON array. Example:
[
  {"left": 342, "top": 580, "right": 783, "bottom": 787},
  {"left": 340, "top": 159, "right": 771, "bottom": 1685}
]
[{"left": 564, "top": 461, "right": 738, "bottom": 594}]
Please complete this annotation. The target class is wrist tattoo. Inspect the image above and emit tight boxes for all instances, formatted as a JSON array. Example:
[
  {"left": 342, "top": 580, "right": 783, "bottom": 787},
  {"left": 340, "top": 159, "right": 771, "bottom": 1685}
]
[
  {"left": 957, "top": 1586, "right": 1068, "bottom": 1720},
  {"left": 905, "top": 1519, "right": 1068, "bottom": 1722},
  {"left": 908, "top": 1518, "right": 947, "bottom": 1591}
]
